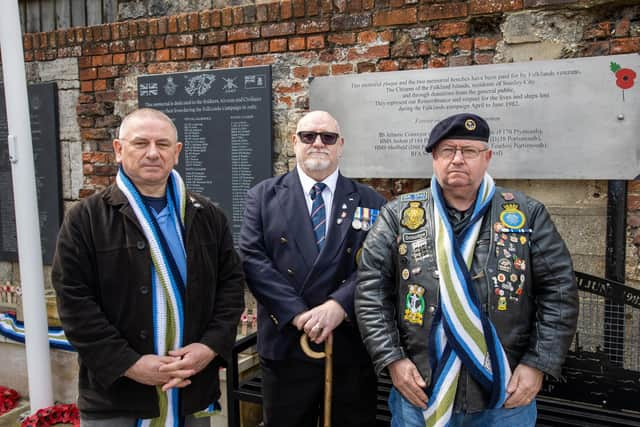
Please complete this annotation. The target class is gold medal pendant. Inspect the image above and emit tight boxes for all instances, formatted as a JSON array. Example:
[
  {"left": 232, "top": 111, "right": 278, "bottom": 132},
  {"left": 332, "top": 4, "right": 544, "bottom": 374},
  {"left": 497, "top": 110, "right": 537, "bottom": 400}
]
[{"left": 401, "top": 201, "right": 426, "bottom": 231}]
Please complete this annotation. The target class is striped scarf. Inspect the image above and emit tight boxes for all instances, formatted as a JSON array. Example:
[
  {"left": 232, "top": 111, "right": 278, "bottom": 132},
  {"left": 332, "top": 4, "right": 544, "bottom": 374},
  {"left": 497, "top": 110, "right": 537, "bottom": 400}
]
[
  {"left": 424, "top": 173, "right": 511, "bottom": 427},
  {"left": 116, "top": 167, "right": 187, "bottom": 427}
]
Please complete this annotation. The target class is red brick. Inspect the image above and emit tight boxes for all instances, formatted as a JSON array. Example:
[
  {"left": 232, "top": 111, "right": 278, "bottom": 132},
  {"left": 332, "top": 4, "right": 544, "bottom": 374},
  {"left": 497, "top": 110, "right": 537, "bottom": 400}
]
[
  {"left": 615, "top": 19, "right": 630, "bottom": 37},
  {"left": 98, "top": 66, "right": 118, "bottom": 78},
  {"left": 242, "top": 56, "right": 277, "bottom": 66},
  {"left": 256, "top": 4, "right": 268, "bottom": 22},
  {"left": 236, "top": 42, "right": 252, "bottom": 55},
  {"left": 331, "top": 63, "right": 354, "bottom": 74},
  {"left": 85, "top": 43, "right": 110, "bottom": 55},
  {"left": 347, "top": 44, "right": 389, "bottom": 60},
  {"left": 281, "top": 1, "right": 293, "bottom": 19},
  {"left": 186, "top": 46, "right": 202, "bottom": 59},
  {"left": 378, "top": 59, "right": 399, "bottom": 72},
  {"left": 176, "top": 14, "right": 188, "bottom": 32},
  {"left": 253, "top": 39, "right": 270, "bottom": 53},
  {"left": 127, "top": 52, "right": 140, "bottom": 63},
  {"left": 438, "top": 39, "right": 454, "bottom": 55},
  {"left": 358, "top": 30, "right": 377, "bottom": 44},
  {"left": 475, "top": 36, "right": 498, "bottom": 50},
  {"left": 109, "top": 40, "right": 125, "bottom": 53},
  {"left": 199, "top": 11, "right": 211, "bottom": 29},
  {"left": 457, "top": 37, "right": 474, "bottom": 51},
  {"left": 583, "top": 22, "right": 611, "bottom": 39},
  {"left": 57, "top": 31, "right": 66, "bottom": 47},
  {"left": 24, "top": 51, "right": 34, "bottom": 62},
  {"left": 196, "top": 31, "right": 227, "bottom": 45},
  {"left": 93, "top": 79, "right": 107, "bottom": 91},
  {"left": 474, "top": 52, "right": 494, "bottom": 64},
  {"left": 320, "top": 0, "right": 332, "bottom": 13},
  {"left": 228, "top": 27, "right": 261, "bottom": 41},
  {"left": 203, "top": 45, "right": 219, "bottom": 58},
  {"left": 357, "top": 62, "right": 376, "bottom": 73},
  {"left": 288, "top": 37, "right": 306, "bottom": 51},
  {"left": 449, "top": 54, "right": 472, "bottom": 67},
  {"left": 220, "top": 44, "right": 235, "bottom": 57},
  {"left": 222, "top": 8, "right": 233, "bottom": 26},
  {"left": 156, "top": 49, "right": 170, "bottom": 61},
  {"left": 234, "top": 7, "right": 245, "bottom": 25},
  {"left": 77, "top": 94, "right": 95, "bottom": 104},
  {"left": 297, "top": 19, "right": 330, "bottom": 34},
  {"left": 390, "top": 0, "right": 404, "bottom": 6},
  {"left": 428, "top": 56, "right": 447, "bottom": 68},
  {"left": 166, "top": 34, "right": 193, "bottom": 47},
  {"left": 403, "top": 58, "right": 424, "bottom": 70},
  {"left": 373, "top": 8, "right": 417, "bottom": 26},
  {"left": 80, "top": 68, "right": 97, "bottom": 80},
  {"left": 168, "top": 16, "right": 178, "bottom": 33},
  {"left": 270, "top": 38, "right": 288, "bottom": 52},
  {"left": 275, "top": 81, "right": 304, "bottom": 94},
  {"left": 308, "top": 0, "right": 320, "bottom": 16},
  {"left": 469, "top": 0, "right": 522, "bottom": 14},
  {"left": 630, "top": 180, "right": 640, "bottom": 193},
  {"left": 292, "top": 66, "right": 310, "bottom": 79},
  {"left": 268, "top": 2, "right": 280, "bottom": 21},
  {"left": 81, "top": 81, "right": 93, "bottom": 92},
  {"left": 362, "top": 0, "right": 374, "bottom": 9},
  {"left": 307, "top": 35, "right": 325, "bottom": 49},
  {"left": 293, "top": 0, "right": 305, "bottom": 17},
  {"left": 629, "top": 195, "right": 640, "bottom": 211},
  {"left": 211, "top": 10, "right": 222, "bottom": 27},
  {"left": 79, "top": 56, "right": 93, "bottom": 68},
  {"left": 153, "top": 36, "right": 165, "bottom": 49},
  {"left": 611, "top": 37, "right": 640, "bottom": 54},
  {"left": 419, "top": 3, "right": 468, "bottom": 21},
  {"left": 170, "top": 48, "right": 186, "bottom": 60},
  {"left": 261, "top": 22, "right": 296, "bottom": 38},
  {"left": 328, "top": 33, "right": 355, "bottom": 45},
  {"left": 417, "top": 40, "right": 433, "bottom": 55},
  {"left": 311, "top": 64, "right": 330, "bottom": 76},
  {"left": 431, "top": 22, "right": 469, "bottom": 38},
  {"left": 136, "top": 37, "right": 153, "bottom": 50}
]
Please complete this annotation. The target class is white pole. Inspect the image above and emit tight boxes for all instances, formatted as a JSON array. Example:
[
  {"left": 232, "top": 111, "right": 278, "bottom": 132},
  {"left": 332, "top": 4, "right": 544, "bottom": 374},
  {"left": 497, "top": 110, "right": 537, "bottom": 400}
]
[{"left": 0, "top": 0, "right": 54, "bottom": 412}]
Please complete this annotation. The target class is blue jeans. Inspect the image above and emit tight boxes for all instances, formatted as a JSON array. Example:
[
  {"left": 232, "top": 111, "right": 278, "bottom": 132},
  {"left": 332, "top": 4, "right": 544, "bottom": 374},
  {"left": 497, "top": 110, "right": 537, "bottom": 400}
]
[{"left": 388, "top": 387, "right": 537, "bottom": 427}]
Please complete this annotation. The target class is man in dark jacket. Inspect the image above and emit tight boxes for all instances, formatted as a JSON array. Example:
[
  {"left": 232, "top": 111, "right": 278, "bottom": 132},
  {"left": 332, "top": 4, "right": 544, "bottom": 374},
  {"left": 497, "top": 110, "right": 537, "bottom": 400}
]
[
  {"left": 355, "top": 113, "right": 578, "bottom": 427},
  {"left": 52, "top": 108, "right": 244, "bottom": 426},
  {"left": 240, "top": 111, "right": 386, "bottom": 427}
]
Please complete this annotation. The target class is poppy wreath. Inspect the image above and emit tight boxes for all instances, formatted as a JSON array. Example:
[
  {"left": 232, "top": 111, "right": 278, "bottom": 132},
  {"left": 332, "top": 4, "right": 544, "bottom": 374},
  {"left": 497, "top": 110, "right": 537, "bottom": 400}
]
[
  {"left": 20, "top": 403, "right": 79, "bottom": 427},
  {"left": 0, "top": 386, "right": 20, "bottom": 415}
]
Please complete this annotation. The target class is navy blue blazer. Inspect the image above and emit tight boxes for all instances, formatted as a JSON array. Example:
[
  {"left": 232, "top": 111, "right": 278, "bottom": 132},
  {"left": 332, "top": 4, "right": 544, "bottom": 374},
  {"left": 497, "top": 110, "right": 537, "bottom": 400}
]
[{"left": 239, "top": 168, "right": 386, "bottom": 363}]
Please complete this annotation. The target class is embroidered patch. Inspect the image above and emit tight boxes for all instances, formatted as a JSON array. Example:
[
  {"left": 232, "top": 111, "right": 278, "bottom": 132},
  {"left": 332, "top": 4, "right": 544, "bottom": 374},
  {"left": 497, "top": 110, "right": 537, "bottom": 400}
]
[
  {"left": 401, "top": 202, "right": 426, "bottom": 231},
  {"left": 402, "top": 230, "right": 427, "bottom": 242},
  {"left": 400, "top": 192, "right": 427, "bottom": 202},
  {"left": 404, "top": 284, "right": 425, "bottom": 325},
  {"left": 499, "top": 203, "right": 526, "bottom": 229}
]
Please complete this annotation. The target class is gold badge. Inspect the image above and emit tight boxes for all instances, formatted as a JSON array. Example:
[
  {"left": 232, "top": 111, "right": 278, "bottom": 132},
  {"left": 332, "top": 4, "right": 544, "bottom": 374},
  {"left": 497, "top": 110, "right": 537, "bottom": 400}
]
[
  {"left": 401, "top": 201, "right": 426, "bottom": 231},
  {"left": 465, "top": 119, "right": 476, "bottom": 131},
  {"left": 498, "top": 296, "right": 507, "bottom": 311},
  {"left": 401, "top": 269, "right": 410, "bottom": 280},
  {"left": 398, "top": 243, "right": 408, "bottom": 256}
]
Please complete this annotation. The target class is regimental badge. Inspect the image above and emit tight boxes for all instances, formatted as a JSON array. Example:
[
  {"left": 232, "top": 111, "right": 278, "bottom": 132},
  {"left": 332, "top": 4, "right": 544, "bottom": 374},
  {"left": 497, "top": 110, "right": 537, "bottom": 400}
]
[
  {"left": 401, "top": 201, "right": 426, "bottom": 231},
  {"left": 398, "top": 243, "right": 408, "bottom": 256},
  {"left": 499, "top": 203, "right": 526, "bottom": 229},
  {"left": 498, "top": 258, "right": 512, "bottom": 272},
  {"left": 404, "top": 284, "right": 426, "bottom": 325},
  {"left": 400, "top": 192, "right": 428, "bottom": 202},
  {"left": 465, "top": 119, "right": 476, "bottom": 131}
]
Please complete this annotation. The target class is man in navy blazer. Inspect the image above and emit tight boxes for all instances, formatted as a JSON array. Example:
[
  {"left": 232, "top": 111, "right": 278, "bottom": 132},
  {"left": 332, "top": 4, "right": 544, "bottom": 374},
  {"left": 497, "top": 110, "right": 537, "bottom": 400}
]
[{"left": 240, "top": 111, "right": 386, "bottom": 427}]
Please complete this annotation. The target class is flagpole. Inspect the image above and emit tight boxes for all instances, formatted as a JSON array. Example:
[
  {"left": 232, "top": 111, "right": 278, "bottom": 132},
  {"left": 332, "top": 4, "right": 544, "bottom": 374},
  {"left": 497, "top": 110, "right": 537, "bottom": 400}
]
[{"left": 0, "top": 0, "right": 54, "bottom": 412}]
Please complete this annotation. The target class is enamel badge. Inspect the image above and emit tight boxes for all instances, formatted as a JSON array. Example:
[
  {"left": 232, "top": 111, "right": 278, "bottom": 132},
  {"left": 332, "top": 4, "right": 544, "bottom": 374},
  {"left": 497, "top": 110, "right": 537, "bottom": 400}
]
[
  {"left": 401, "top": 202, "right": 426, "bottom": 231},
  {"left": 499, "top": 203, "right": 526, "bottom": 229},
  {"left": 404, "top": 284, "right": 426, "bottom": 325}
]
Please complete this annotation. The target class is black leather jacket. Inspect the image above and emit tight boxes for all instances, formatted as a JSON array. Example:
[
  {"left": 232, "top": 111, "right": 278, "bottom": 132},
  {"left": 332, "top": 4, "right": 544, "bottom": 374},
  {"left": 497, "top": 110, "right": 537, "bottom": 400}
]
[{"left": 355, "top": 187, "right": 578, "bottom": 410}]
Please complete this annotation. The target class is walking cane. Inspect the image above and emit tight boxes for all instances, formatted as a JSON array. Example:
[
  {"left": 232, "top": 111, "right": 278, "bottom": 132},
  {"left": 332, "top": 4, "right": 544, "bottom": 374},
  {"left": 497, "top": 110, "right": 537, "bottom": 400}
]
[{"left": 300, "top": 332, "right": 333, "bottom": 427}]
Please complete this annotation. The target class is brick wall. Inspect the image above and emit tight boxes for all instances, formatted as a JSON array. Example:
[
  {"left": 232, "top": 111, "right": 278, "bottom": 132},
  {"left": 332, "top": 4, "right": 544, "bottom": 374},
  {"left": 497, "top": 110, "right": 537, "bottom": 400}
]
[{"left": 15, "top": 0, "right": 640, "bottom": 283}]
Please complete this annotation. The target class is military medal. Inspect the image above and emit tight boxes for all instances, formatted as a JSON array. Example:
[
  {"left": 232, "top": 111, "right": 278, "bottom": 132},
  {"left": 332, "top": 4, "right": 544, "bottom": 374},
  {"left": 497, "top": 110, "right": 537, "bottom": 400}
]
[
  {"left": 361, "top": 208, "right": 371, "bottom": 231},
  {"left": 401, "top": 201, "right": 426, "bottom": 231},
  {"left": 352, "top": 207, "right": 362, "bottom": 230}
]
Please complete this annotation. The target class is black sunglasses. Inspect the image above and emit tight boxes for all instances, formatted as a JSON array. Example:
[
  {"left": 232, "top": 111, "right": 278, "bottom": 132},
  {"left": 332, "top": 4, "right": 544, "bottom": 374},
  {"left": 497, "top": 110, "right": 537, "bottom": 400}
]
[{"left": 297, "top": 131, "right": 340, "bottom": 145}]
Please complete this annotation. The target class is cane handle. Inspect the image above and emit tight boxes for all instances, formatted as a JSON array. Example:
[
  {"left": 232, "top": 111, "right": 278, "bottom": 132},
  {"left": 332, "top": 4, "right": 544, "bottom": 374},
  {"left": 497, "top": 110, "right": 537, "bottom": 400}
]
[{"left": 300, "top": 334, "right": 326, "bottom": 359}]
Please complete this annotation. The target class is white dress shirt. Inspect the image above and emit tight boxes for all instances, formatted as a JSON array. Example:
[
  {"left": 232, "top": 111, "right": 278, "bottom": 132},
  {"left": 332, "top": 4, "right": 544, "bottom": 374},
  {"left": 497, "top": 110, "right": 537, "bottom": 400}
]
[{"left": 297, "top": 167, "right": 339, "bottom": 236}]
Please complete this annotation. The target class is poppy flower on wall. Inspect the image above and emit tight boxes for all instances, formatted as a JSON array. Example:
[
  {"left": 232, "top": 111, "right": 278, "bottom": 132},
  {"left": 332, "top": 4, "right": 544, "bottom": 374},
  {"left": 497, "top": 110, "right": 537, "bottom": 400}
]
[{"left": 611, "top": 62, "right": 636, "bottom": 101}]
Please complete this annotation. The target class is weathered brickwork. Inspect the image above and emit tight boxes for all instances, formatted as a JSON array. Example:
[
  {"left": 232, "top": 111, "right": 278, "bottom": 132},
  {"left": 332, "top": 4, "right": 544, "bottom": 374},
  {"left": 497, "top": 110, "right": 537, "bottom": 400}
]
[{"left": 13, "top": 0, "right": 640, "bottom": 283}]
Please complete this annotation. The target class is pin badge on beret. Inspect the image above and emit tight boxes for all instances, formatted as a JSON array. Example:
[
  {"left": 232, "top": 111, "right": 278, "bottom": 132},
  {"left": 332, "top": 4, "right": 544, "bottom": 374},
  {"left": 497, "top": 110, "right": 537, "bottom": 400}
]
[{"left": 465, "top": 119, "right": 477, "bottom": 131}]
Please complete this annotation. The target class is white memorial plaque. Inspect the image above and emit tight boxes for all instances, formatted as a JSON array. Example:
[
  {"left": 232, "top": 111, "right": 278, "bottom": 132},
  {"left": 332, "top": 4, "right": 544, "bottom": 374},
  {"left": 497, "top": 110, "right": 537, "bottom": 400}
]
[{"left": 310, "top": 54, "right": 640, "bottom": 179}]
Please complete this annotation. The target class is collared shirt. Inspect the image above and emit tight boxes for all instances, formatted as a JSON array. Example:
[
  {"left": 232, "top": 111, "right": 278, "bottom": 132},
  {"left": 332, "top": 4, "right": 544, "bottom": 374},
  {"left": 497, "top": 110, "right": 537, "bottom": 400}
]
[{"left": 297, "top": 167, "right": 339, "bottom": 236}]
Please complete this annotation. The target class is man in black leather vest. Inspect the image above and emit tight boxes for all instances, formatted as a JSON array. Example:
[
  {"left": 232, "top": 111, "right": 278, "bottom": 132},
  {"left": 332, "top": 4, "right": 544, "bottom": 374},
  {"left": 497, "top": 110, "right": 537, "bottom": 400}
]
[{"left": 355, "top": 113, "right": 578, "bottom": 427}]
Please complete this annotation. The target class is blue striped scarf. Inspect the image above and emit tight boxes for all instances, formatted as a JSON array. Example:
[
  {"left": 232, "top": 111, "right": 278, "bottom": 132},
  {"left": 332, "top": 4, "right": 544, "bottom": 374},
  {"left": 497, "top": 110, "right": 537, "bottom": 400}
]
[
  {"left": 424, "top": 173, "right": 511, "bottom": 427},
  {"left": 116, "top": 167, "right": 187, "bottom": 427}
]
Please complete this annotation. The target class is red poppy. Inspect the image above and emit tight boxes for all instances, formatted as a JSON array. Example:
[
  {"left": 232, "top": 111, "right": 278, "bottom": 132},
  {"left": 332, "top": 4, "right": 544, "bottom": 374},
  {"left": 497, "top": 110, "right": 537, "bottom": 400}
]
[{"left": 616, "top": 68, "right": 636, "bottom": 90}]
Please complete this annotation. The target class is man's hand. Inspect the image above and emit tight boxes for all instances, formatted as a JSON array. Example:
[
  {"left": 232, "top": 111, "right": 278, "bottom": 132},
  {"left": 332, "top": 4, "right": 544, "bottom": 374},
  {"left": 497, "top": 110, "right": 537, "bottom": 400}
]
[
  {"left": 504, "top": 364, "right": 543, "bottom": 408},
  {"left": 388, "top": 358, "right": 428, "bottom": 409},
  {"left": 159, "top": 343, "right": 217, "bottom": 391},
  {"left": 123, "top": 354, "right": 180, "bottom": 386},
  {"left": 292, "top": 300, "right": 346, "bottom": 344}
]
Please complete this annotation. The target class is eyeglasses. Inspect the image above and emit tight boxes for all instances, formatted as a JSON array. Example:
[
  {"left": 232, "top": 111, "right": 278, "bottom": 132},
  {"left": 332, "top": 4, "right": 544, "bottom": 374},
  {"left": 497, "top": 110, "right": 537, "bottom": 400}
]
[
  {"left": 435, "top": 145, "right": 489, "bottom": 160},
  {"left": 297, "top": 131, "right": 340, "bottom": 145}
]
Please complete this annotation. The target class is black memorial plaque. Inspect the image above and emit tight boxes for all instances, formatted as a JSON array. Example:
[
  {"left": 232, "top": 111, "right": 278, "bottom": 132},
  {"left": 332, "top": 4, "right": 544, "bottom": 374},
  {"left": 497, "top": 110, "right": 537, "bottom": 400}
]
[
  {"left": 0, "top": 82, "right": 62, "bottom": 264},
  {"left": 138, "top": 66, "right": 272, "bottom": 241}
]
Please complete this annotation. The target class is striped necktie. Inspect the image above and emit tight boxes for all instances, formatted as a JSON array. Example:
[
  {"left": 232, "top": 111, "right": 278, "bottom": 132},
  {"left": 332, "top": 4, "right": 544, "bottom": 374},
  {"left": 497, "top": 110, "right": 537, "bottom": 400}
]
[{"left": 310, "top": 182, "right": 327, "bottom": 250}]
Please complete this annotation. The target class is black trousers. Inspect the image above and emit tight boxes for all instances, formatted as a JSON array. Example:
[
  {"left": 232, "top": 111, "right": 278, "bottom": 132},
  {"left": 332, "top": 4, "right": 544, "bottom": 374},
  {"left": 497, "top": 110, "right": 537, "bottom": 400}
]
[{"left": 260, "top": 356, "right": 377, "bottom": 427}]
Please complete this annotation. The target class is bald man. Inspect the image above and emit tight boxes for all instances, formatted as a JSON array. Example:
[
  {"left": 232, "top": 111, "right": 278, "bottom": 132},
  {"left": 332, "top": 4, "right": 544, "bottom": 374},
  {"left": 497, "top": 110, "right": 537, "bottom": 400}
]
[{"left": 240, "top": 111, "right": 386, "bottom": 426}]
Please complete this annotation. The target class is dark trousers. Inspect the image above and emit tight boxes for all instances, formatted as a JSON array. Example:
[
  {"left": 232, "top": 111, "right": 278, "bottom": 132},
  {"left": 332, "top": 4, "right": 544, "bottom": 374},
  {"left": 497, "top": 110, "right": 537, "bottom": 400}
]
[{"left": 261, "top": 356, "right": 377, "bottom": 427}]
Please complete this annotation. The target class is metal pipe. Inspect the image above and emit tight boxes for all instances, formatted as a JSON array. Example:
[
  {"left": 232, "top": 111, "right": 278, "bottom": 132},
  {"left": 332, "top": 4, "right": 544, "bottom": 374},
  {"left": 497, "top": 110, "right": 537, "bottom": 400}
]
[{"left": 0, "top": 0, "right": 53, "bottom": 411}]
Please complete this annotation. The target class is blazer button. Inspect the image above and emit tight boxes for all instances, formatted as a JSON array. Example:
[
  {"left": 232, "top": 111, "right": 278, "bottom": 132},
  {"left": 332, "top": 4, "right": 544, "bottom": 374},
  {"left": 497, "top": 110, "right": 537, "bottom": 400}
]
[
  {"left": 139, "top": 330, "right": 148, "bottom": 340},
  {"left": 280, "top": 236, "right": 288, "bottom": 244},
  {"left": 346, "top": 247, "right": 352, "bottom": 254},
  {"left": 136, "top": 240, "right": 146, "bottom": 250},
  {"left": 269, "top": 314, "right": 279, "bottom": 325},
  {"left": 428, "top": 305, "right": 436, "bottom": 315},
  {"left": 287, "top": 268, "right": 295, "bottom": 276},
  {"left": 139, "top": 286, "right": 149, "bottom": 295}
]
